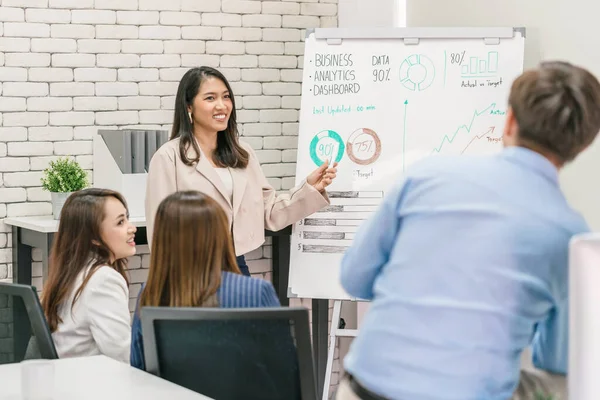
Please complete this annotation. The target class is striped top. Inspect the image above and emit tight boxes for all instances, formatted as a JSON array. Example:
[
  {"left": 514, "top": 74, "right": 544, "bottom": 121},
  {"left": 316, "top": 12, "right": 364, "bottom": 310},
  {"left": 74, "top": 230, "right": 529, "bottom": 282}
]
[{"left": 130, "top": 271, "right": 280, "bottom": 370}]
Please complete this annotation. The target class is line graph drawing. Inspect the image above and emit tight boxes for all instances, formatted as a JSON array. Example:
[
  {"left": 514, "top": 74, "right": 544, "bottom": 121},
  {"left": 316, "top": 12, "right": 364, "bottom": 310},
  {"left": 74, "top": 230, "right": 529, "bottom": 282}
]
[
  {"left": 461, "top": 126, "right": 498, "bottom": 154},
  {"left": 431, "top": 103, "right": 497, "bottom": 154}
]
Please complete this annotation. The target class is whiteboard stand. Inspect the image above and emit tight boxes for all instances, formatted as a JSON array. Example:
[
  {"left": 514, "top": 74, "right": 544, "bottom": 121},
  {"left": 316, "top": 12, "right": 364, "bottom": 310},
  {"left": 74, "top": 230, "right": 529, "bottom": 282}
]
[{"left": 322, "top": 300, "right": 358, "bottom": 400}]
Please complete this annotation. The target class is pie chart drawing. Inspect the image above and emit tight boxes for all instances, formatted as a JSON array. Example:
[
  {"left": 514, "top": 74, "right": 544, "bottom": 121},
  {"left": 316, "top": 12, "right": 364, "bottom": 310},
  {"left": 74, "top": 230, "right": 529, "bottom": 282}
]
[{"left": 399, "top": 54, "right": 435, "bottom": 91}]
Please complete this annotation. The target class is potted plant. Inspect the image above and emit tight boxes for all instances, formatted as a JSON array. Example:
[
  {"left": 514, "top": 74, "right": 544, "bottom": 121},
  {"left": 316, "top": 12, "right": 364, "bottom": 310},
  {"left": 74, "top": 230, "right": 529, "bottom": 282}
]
[{"left": 41, "top": 157, "right": 89, "bottom": 219}]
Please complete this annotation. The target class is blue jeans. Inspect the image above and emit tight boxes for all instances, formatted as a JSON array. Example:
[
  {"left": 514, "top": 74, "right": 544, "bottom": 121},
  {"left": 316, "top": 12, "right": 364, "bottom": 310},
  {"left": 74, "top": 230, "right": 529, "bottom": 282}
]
[{"left": 236, "top": 255, "right": 250, "bottom": 276}]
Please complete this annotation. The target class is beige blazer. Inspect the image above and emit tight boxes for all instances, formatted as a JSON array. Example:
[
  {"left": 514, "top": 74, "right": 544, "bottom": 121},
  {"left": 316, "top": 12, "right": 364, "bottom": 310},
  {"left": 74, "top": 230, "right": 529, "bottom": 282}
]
[{"left": 145, "top": 138, "right": 330, "bottom": 255}]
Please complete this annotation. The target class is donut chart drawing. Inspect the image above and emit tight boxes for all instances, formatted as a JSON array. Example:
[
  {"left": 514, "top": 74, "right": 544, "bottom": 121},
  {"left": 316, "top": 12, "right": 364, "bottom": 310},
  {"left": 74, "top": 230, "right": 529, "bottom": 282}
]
[
  {"left": 400, "top": 54, "right": 436, "bottom": 91},
  {"left": 346, "top": 128, "right": 382, "bottom": 165},
  {"left": 309, "top": 129, "right": 345, "bottom": 167}
]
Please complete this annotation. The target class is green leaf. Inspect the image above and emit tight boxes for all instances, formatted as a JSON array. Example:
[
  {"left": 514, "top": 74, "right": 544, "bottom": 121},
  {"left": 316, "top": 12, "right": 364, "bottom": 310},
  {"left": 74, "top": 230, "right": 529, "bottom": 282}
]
[{"left": 40, "top": 157, "right": 89, "bottom": 193}]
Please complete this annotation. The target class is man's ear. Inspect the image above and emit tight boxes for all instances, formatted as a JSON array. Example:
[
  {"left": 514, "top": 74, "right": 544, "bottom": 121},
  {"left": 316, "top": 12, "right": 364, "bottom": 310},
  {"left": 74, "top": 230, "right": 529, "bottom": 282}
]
[{"left": 503, "top": 107, "right": 517, "bottom": 139}]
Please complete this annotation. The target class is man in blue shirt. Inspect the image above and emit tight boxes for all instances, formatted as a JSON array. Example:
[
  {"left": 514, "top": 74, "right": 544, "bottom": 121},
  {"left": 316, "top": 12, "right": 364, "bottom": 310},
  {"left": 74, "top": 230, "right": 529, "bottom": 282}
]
[{"left": 337, "top": 61, "right": 600, "bottom": 400}]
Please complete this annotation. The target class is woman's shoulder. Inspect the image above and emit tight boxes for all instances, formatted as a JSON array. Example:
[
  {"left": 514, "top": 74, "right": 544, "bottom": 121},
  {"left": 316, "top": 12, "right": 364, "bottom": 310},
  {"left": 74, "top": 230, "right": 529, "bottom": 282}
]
[
  {"left": 221, "top": 271, "right": 270, "bottom": 291},
  {"left": 154, "top": 137, "right": 180, "bottom": 158},
  {"left": 86, "top": 265, "right": 128, "bottom": 292}
]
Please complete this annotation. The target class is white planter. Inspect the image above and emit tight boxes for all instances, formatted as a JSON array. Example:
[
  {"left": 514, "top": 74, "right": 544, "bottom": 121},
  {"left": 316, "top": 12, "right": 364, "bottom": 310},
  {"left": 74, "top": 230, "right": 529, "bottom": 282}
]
[{"left": 50, "top": 192, "right": 73, "bottom": 220}]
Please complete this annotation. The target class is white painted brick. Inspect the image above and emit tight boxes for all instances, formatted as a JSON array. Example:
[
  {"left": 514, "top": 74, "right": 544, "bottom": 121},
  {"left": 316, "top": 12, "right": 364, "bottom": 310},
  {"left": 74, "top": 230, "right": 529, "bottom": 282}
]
[
  {"left": 0, "top": 54, "right": 4, "bottom": 66},
  {"left": 118, "top": 68, "right": 159, "bottom": 82},
  {"left": 121, "top": 40, "right": 163, "bottom": 54},
  {"left": 3, "top": 112, "right": 48, "bottom": 127},
  {"left": 180, "top": 0, "right": 221, "bottom": 11},
  {"left": 206, "top": 41, "right": 244, "bottom": 55},
  {"left": 95, "top": 111, "right": 138, "bottom": 125},
  {"left": 181, "top": 26, "right": 221, "bottom": 40},
  {"left": 263, "top": 136, "right": 297, "bottom": 149},
  {"left": 160, "top": 11, "right": 201, "bottom": 25},
  {"left": 0, "top": 38, "right": 30, "bottom": 52},
  {"left": 26, "top": 187, "right": 51, "bottom": 202},
  {"left": 139, "top": 0, "right": 181, "bottom": 10},
  {"left": 237, "top": 110, "right": 259, "bottom": 123},
  {"left": 3, "top": 172, "right": 44, "bottom": 187},
  {"left": 27, "top": 97, "right": 72, "bottom": 112},
  {"left": 28, "top": 126, "right": 73, "bottom": 141},
  {"left": 281, "top": 95, "right": 301, "bottom": 109},
  {"left": 160, "top": 96, "right": 176, "bottom": 109},
  {"left": 301, "top": 3, "right": 336, "bottom": 15},
  {"left": 49, "top": 111, "right": 94, "bottom": 126},
  {"left": 281, "top": 69, "right": 303, "bottom": 82},
  {"left": 222, "top": 0, "right": 261, "bottom": 13},
  {"left": 94, "top": 0, "right": 137, "bottom": 10},
  {"left": 0, "top": 97, "right": 26, "bottom": 112},
  {"left": 49, "top": 0, "right": 93, "bottom": 8},
  {"left": 75, "top": 155, "right": 93, "bottom": 169},
  {"left": 51, "top": 24, "right": 95, "bottom": 39},
  {"left": 221, "top": 27, "right": 261, "bottom": 41},
  {"left": 73, "top": 126, "right": 97, "bottom": 139},
  {"left": 243, "top": 122, "right": 281, "bottom": 136},
  {"left": 140, "top": 55, "right": 180, "bottom": 68},
  {"left": 139, "top": 25, "right": 180, "bottom": 40},
  {"left": 241, "top": 68, "right": 280, "bottom": 82},
  {"left": 266, "top": 177, "right": 281, "bottom": 190},
  {"left": 31, "top": 38, "right": 76, "bottom": 53},
  {"left": 220, "top": 55, "right": 257, "bottom": 68},
  {"left": 118, "top": 96, "right": 160, "bottom": 110},
  {"left": 247, "top": 258, "right": 271, "bottom": 274},
  {"left": 259, "top": 55, "right": 297, "bottom": 68},
  {"left": 242, "top": 96, "right": 281, "bottom": 109},
  {"left": 262, "top": 1, "right": 300, "bottom": 14},
  {"left": 283, "top": 15, "right": 319, "bottom": 28},
  {"left": 7, "top": 202, "right": 52, "bottom": 217},
  {"left": 260, "top": 109, "right": 298, "bottom": 122},
  {"left": 97, "top": 54, "right": 140, "bottom": 68},
  {"left": 246, "top": 41, "right": 284, "bottom": 55},
  {"left": 202, "top": 13, "right": 242, "bottom": 27},
  {"left": 320, "top": 16, "right": 337, "bottom": 28},
  {"left": 262, "top": 163, "right": 295, "bottom": 177},
  {"left": 158, "top": 67, "right": 190, "bottom": 82},
  {"left": 116, "top": 11, "right": 159, "bottom": 25},
  {"left": 27, "top": 154, "right": 58, "bottom": 170},
  {"left": 50, "top": 82, "right": 94, "bottom": 96},
  {"left": 282, "top": 122, "right": 298, "bottom": 135},
  {"left": 3, "top": 0, "right": 47, "bottom": 7},
  {"left": 8, "top": 141, "right": 53, "bottom": 156},
  {"left": 285, "top": 42, "right": 305, "bottom": 55},
  {"left": 241, "top": 136, "right": 262, "bottom": 149},
  {"left": 77, "top": 39, "right": 121, "bottom": 53},
  {"left": 180, "top": 54, "right": 219, "bottom": 67},
  {"left": 96, "top": 25, "right": 138, "bottom": 39},
  {"left": 0, "top": 157, "right": 30, "bottom": 172},
  {"left": 242, "top": 14, "right": 281, "bottom": 28},
  {"left": 2, "top": 82, "right": 48, "bottom": 97},
  {"left": 263, "top": 82, "right": 301, "bottom": 95},
  {"left": 4, "top": 22, "right": 49, "bottom": 37},
  {"left": 281, "top": 176, "right": 295, "bottom": 190},
  {"left": 139, "top": 81, "right": 177, "bottom": 96},
  {"left": 51, "top": 54, "right": 96, "bottom": 67},
  {"left": 0, "top": 127, "right": 28, "bottom": 141},
  {"left": 219, "top": 68, "right": 241, "bottom": 82},
  {"left": 0, "top": 67, "right": 27, "bottom": 81},
  {"left": 26, "top": 8, "right": 71, "bottom": 24},
  {"left": 0, "top": 144, "right": 6, "bottom": 157},
  {"left": 0, "top": 7, "right": 25, "bottom": 22},
  {"left": 254, "top": 150, "right": 282, "bottom": 163},
  {"left": 75, "top": 68, "right": 116, "bottom": 82},
  {"left": 139, "top": 110, "right": 172, "bottom": 124},
  {"left": 73, "top": 97, "right": 117, "bottom": 111},
  {"left": 54, "top": 140, "right": 93, "bottom": 155},
  {"left": 164, "top": 40, "right": 205, "bottom": 54},
  {"left": 262, "top": 28, "right": 301, "bottom": 42},
  {"left": 230, "top": 81, "right": 261, "bottom": 95},
  {"left": 282, "top": 149, "right": 297, "bottom": 162}
]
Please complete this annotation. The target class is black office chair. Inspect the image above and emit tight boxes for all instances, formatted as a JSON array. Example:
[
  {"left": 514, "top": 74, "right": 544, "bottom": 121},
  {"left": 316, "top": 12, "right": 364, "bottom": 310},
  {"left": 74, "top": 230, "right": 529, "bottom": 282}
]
[
  {"left": 0, "top": 282, "right": 58, "bottom": 364},
  {"left": 141, "top": 307, "right": 317, "bottom": 400}
]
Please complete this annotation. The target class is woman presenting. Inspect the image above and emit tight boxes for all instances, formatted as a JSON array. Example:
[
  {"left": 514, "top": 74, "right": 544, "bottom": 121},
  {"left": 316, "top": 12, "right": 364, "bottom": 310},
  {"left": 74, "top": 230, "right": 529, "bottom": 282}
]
[{"left": 146, "top": 66, "right": 337, "bottom": 276}]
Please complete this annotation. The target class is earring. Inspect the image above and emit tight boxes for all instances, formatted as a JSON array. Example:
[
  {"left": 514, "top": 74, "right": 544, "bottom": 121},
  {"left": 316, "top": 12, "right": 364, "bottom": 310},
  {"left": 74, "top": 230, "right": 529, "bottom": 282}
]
[{"left": 188, "top": 112, "right": 193, "bottom": 124}]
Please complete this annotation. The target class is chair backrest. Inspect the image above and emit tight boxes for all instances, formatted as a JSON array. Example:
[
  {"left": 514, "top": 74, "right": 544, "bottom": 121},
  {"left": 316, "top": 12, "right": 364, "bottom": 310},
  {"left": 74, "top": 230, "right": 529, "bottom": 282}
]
[
  {"left": 0, "top": 283, "right": 58, "bottom": 364},
  {"left": 141, "top": 307, "right": 317, "bottom": 400}
]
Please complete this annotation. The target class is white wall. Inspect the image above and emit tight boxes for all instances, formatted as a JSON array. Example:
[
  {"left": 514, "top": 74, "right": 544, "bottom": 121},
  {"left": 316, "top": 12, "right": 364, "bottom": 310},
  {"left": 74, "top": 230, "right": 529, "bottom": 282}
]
[
  {"left": 406, "top": 0, "right": 600, "bottom": 230},
  {"left": 339, "top": 0, "right": 404, "bottom": 28}
]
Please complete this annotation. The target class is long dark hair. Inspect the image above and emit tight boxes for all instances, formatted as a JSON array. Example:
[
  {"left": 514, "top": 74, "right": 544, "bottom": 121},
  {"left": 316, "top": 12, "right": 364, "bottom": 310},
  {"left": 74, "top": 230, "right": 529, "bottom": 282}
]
[
  {"left": 171, "top": 66, "right": 249, "bottom": 168},
  {"left": 140, "top": 191, "right": 241, "bottom": 309},
  {"left": 41, "top": 188, "right": 130, "bottom": 332}
]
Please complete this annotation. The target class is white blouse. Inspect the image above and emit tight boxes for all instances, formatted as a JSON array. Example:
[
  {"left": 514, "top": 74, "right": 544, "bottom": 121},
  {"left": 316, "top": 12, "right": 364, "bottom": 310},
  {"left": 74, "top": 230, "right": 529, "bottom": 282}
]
[
  {"left": 51, "top": 265, "right": 131, "bottom": 363},
  {"left": 214, "top": 167, "right": 233, "bottom": 202}
]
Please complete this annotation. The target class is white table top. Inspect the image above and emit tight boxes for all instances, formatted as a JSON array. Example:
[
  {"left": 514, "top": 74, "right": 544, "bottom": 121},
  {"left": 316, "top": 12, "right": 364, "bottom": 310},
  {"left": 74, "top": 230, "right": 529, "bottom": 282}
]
[
  {"left": 4, "top": 215, "right": 147, "bottom": 233},
  {"left": 0, "top": 355, "right": 213, "bottom": 400}
]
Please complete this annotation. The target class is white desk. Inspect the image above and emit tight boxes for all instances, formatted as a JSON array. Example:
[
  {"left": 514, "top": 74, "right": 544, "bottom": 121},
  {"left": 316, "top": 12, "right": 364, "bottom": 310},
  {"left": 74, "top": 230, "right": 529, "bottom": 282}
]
[{"left": 0, "top": 355, "right": 213, "bottom": 399}]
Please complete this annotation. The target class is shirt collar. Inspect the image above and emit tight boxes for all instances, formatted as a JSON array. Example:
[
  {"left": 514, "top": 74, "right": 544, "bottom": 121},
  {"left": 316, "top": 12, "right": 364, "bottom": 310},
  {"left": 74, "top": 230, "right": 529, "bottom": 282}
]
[{"left": 500, "top": 146, "right": 559, "bottom": 185}]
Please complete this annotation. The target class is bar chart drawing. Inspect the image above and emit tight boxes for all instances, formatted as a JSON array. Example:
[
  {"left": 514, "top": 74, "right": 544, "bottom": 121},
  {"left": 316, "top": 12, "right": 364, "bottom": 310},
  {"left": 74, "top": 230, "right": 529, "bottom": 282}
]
[
  {"left": 461, "top": 51, "right": 499, "bottom": 77},
  {"left": 296, "top": 191, "right": 382, "bottom": 254}
]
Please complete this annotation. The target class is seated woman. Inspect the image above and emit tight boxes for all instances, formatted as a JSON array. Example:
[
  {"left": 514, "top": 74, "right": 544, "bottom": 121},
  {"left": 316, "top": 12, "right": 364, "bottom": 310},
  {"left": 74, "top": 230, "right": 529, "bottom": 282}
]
[
  {"left": 130, "top": 190, "right": 280, "bottom": 370},
  {"left": 41, "top": 188, "right": 137, "bottom": 363}
]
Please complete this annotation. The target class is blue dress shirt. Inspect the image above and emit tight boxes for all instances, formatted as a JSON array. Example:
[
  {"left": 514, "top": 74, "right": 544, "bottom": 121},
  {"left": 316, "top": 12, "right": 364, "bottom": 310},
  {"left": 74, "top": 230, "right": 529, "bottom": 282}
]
[
  {"left": 130, "top": 271, "right": 280, "bottom": 370},
  {"left": 341, "top": 147, "right": 588, "bottom": 400}
]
